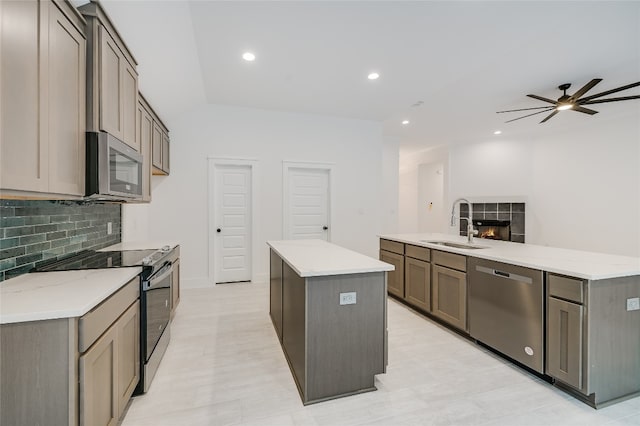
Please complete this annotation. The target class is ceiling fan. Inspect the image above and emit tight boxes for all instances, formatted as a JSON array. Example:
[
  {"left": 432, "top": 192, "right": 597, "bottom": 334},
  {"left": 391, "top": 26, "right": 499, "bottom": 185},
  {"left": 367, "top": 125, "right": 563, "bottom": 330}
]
[{"left": 497, "top": 79, "right": 640, "bottom": 123}]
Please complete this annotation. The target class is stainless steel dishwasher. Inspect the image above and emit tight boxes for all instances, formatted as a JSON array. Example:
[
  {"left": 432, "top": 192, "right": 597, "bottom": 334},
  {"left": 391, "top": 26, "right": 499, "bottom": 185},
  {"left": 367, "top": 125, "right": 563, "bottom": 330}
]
[{"left": 468, "top": 257, "right": 544, "bottom": 373}]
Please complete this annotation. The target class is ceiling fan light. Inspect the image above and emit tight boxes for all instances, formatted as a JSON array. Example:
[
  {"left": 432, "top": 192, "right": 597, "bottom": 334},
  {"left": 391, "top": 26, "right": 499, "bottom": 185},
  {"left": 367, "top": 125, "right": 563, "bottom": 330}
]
[{"left": 557, "top": 103, "right": 573, "bottom": 111}]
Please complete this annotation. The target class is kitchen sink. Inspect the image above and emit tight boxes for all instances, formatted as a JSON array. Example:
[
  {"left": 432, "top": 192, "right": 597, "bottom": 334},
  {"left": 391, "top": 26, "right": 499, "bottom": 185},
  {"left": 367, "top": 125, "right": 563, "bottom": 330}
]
[{"left": 420, "top": 240, "right": 488, "bottom": 250}]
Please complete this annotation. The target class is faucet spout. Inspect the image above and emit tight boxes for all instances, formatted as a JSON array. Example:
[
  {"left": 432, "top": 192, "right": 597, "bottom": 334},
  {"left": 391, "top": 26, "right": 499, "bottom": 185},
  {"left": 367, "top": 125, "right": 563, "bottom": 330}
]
[{"left": 450, "top": 198, "right": 478, "bottom": 243}]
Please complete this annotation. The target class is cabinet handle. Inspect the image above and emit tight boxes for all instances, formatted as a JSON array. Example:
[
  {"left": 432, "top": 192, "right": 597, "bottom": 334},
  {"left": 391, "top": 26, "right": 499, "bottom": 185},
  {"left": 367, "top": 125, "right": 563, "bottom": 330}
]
[
  {"left": 323, "top": 226, "right": 328, "bottom": 230},
  {"left": 216, "top": 228, "right": 221, "bottom": 233}
]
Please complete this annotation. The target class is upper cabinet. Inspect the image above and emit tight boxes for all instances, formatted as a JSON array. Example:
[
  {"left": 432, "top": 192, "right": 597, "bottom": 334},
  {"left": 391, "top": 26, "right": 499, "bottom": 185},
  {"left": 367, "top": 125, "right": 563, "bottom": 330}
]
[
  {"left": 1, "top": 0, "right": 86, "bottom": 197},
  {"left": 79, "top": 0, "right": 140, "bottom": 152},
  {"left": 152, "top": 122, "right": 170, "bottom": 176}
]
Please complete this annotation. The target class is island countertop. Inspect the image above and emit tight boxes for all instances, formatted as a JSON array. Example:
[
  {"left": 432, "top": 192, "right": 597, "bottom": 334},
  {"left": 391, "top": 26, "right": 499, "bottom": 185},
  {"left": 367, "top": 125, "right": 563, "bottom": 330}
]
[
  {"left": 267, "top": 239, "right": 395, "bottom": 278},
  {"left": 0, "top": 267, "right": 142, "bottom": 324},
  {"left": 379, "top": 233, "right": 640, "bottom": 280}
]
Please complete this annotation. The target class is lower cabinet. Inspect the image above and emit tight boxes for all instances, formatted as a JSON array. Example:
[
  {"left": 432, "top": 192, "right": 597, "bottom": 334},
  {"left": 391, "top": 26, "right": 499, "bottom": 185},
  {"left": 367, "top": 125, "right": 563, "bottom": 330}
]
[
  {"left": 431, "top": 253, "right": 468, "bottom": 332},
  {"left": 0, "top": 277, "right": 140, "bottom": 426},
  {"left": 380, "top": 250, "right": 405, "bottom": 298},
  {"left": 547, "top": 297, "right": 584, "bottom": 389},
  {"left": 405, "top": 257, "right": 431, "bottom": 311}
]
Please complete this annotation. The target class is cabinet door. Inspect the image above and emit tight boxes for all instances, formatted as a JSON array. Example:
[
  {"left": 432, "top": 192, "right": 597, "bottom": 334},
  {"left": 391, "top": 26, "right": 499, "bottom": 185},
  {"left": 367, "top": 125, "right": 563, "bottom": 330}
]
[
  {"left": 171, "top": 259, "right": 181, "bottom": 318},
  {"left": 405, "top": 257, "right": 431, "bottom": 311},
  {"left": 116, "top": 301, "right": 139, "bottom": 419},
  {"left": 0, "top": 0, "right": 49, "bottom": 192},
  {"left": 121, "top": 62, "right": 139, "bottom": 151},
  {"left": 79, "top": 325, "right": 118, "bottom": 426},
  {"left": 162, "top": 132, "right": 170, "bottom": 174},
  {"left": 547, "top": 297, "right": 583, "bottom": 390},
  {"left": 99, "top": 26, "right": 122, "bottom": 140},
  {"left": 432, "top": 265, "right": 467, "bottom": 331},
  {"left": 48, "top": 1, "right": 86, "bottom": 195},
  {"left": 152, "top": 122, "right": 163, "bottom": 170},
  {"left": 380, "top": 250, "right": 404, "bottom": 298},
  {"left": 138, "top": 103, "right": 153, "bottom": 201}
]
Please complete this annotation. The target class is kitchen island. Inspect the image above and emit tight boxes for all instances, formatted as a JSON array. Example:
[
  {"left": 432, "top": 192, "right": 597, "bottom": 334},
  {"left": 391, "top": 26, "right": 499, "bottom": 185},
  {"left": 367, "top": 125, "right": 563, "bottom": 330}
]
[
  {"left": 267, "top": 239, "right": 394, "bottom": 405},
  {"left": 379, "top": 233, "right": 640, "bottom": 408}
]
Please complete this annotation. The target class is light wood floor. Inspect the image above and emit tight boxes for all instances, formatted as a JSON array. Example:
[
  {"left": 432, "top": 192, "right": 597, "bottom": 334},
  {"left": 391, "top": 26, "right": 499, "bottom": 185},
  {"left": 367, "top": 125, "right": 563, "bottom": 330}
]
[{"left": 122, "top": 282, "right": 640, "bottom": 426}]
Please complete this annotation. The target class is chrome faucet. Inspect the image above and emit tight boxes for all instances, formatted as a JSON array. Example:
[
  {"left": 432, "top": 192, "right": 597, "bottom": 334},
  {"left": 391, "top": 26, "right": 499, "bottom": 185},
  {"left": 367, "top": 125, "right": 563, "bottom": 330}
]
[{"left": 450, "top": 198, "right": 478, "bottom": 243}]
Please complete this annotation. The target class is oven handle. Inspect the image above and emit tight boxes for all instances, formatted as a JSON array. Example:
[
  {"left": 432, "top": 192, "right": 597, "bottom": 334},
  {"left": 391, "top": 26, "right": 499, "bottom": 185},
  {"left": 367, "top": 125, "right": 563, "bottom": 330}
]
[{"left": 143, "top": 262, "right": 173, "bottom": 291}]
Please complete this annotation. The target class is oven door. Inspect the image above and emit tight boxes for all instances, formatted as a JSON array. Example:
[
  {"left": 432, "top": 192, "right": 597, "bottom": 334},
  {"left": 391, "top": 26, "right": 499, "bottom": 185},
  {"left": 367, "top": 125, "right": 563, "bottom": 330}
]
[{"left": 143, "top": 262, "right": 172, "bottom": 362}]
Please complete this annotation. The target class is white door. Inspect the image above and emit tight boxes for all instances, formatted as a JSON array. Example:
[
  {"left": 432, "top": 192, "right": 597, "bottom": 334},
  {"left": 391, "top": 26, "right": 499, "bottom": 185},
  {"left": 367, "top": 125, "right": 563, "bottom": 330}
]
[
  {"left": 214, "top": 165, "right": 252, "bottom": 283},
  {"left": 287, "top": 167, "right": 330, "bottom": 240}
]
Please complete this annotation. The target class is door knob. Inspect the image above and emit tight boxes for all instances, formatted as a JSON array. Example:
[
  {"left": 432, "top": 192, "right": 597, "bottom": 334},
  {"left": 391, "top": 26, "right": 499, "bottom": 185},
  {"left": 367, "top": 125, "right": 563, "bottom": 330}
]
[
  {"left": 216, "top": 228, "right": 221, "bottom": 233},
  {"left": 323, "top": 226, "right": 328, "bottom": 230}
]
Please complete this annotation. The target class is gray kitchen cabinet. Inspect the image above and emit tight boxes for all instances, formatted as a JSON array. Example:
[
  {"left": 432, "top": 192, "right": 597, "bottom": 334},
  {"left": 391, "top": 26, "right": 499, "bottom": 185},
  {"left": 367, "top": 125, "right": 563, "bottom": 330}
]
[
  {"left": 138, "top": 97, "right": 153, "bottom": 202},
  {"left": 404, "top": 246, "right": 431, "bottom": 311},
  {"left": 431, "top": 251, "right": 468, "bottom": 332},
  {"left": 171, "top": 258, "right": 181, "bottom": 319},
  {"left": 80, "top": 1, "right": 139, "bottom": 152},
  {"left": 379, "top": 239, "right": 405, "bottom": 298},
  {"left": 547, "top": 297, "right": 583, "bottom": 389},
  {"left": 152, "top": 123, "right": 171, "bottom": 175},
  {"left": 270, "top": 249, "right": 284, "bottom": 341},
  {"left": 1, "top": 0, "right": 86, "bottom": 197},
  {"left": 1, "top": 277, "right": 139, "bottom": 426}
]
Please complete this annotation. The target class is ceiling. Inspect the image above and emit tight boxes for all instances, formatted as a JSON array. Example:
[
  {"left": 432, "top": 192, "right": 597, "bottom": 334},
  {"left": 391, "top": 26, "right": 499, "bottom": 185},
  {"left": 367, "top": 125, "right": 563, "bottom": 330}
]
[{"left": 98, "top": 1, "right": 640, "bottom": 156}]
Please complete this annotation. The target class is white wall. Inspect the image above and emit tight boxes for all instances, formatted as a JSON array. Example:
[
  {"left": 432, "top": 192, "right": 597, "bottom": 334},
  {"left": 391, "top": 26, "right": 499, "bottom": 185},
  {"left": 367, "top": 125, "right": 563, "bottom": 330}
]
[
  {"left": 124, "top": 104, "right": 397, "bottom": 286},
  {"left": 401, "top": 110, "right": 640, "bottom": 257}
]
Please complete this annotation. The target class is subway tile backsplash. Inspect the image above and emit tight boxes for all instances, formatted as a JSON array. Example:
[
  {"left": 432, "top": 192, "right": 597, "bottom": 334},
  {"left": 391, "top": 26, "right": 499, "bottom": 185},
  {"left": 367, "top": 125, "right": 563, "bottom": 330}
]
[{"left": 0, "top": 200, "right": 121, "bottom": 282}]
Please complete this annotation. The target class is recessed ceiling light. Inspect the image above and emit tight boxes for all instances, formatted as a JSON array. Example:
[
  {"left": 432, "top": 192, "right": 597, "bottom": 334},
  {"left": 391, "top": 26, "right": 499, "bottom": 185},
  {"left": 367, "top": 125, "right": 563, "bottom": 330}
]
[
  {"left": 494, "top": 130, "right": 502, "bottom": 135},
  {"left": 242, "top": 52, "right": 255, "bottom": 62},
  {"left": 367, "top": 72, "right": 380, "bottom": 80},
  {"left": 402, "top": 120, "right": 410, "bottom": 125}
]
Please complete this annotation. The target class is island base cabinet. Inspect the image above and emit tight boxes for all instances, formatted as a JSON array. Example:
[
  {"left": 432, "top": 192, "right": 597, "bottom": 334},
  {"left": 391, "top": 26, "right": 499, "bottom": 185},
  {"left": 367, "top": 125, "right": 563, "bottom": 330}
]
[
  {"left": 547, "top": 297, "right": 583, "bottom": 391},
  {"left": 432, "top": 264, "right": 467, "bottom": 331},
  {"left": 272, "top": 256, "right": 387, "bottom": 405},
  {"left": 405, "top": 257, "right": 431, "bottom": 311},
  {"left": 380, "top": 250, "right": 404, "bottom": 298}
]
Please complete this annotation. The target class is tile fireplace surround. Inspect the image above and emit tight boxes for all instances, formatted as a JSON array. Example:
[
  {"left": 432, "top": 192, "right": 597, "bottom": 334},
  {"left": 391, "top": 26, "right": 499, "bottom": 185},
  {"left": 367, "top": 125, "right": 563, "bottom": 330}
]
[{"left": 460, "top": 202, "right": 525, "bottom": 243}]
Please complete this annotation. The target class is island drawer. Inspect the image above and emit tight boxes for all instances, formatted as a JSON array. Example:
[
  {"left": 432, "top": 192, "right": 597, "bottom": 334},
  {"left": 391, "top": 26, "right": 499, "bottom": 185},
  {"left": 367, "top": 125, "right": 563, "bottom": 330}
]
[
  {"left": 380, "top": 239, "right": 404, "bottom": 255},
  {"left": 432, "top": 250, "right": 466, "bottom": 272},
  {"left": 548, "top": 274, "right": 584, "bottom": 304},
  {"left": 406, "top": 244, "right": 430, "bottom": 262},
  {"left": 79, "top": 277, "right": 140, "bottom": 352}
]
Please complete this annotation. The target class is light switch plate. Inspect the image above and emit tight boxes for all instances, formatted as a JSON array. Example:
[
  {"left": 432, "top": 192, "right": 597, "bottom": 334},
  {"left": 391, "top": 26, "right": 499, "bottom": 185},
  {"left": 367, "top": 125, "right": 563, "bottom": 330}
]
[
  {"left": 340, "top": 292, "right": 356, "bottom": 305},
  {"left": 626, "top": 297, "right": 639, "bottom": 311},
  {"left": 107, "top": 222, "right": 112, "bottom": 235}
]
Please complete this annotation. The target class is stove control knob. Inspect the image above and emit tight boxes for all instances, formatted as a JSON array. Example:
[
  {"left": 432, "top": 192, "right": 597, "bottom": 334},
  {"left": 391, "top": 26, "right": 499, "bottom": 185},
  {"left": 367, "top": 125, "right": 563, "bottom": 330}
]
[
  {"left": 142, "top": 257, "right": 153, "bottom": 266},
  {"left": 161, "top": 245, "right": 171, "bottom": 252}
]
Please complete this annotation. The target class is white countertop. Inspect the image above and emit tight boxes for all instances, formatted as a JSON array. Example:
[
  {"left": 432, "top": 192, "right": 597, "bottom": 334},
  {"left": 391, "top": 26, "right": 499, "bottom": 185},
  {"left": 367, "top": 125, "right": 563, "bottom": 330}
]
[
  {"left": 267, "top": 239, "right": 395, "bottom": 278},
  {"left": 0, "top": 267, "right": 142, "bottom": 324},
  {"left": 379, "top": 233, "right": 640, "bottom": 280},
  {"left": 100, "top": 241, "right": 179, "bottom": 251}
]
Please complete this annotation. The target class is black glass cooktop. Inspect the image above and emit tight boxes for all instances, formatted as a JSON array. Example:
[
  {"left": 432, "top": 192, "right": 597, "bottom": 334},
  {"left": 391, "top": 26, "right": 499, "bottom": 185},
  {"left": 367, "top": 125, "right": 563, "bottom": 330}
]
[{"left": 35, "top": 249, "right": 157, "bottom": 272}]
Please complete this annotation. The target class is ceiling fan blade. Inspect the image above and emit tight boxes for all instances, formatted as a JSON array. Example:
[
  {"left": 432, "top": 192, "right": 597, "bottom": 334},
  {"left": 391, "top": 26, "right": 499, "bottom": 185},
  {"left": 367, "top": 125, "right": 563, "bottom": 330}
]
[
  {"left": 578, "top": 81, "right": 640, "bottom": 103},
  {"left": 570, "top": 78, "right": 602, "bottom": 101},
  {"left": 571, "top": 106, "right": 598, "bottom": 115},
  {"left": 504, "top": 107, "right": 555, "bottom": 123},
  {"left": 581, "top": 95, "right": 640, "bottom": 105},
  {"left": 527, "top": 94, "right": 558, "bottom": 105},
  {"left": 496, "top": 106, "right": 558, "bottom": 113},
  {"left": 540, "top": 110, "right": 559, "bottom": 123}
]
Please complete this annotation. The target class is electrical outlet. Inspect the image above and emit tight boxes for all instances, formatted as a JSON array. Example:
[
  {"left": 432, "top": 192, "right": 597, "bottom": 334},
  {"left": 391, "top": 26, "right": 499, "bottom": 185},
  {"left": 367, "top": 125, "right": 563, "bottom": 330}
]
[
  {"left": 626, "top": 297, "right": 640, "bottom": 311},
  {"left": 107, "top": 222, "right": 112, "bottom": 235},
  {"left": 340, "top": 292, "right": 356, "bottom": 305}
]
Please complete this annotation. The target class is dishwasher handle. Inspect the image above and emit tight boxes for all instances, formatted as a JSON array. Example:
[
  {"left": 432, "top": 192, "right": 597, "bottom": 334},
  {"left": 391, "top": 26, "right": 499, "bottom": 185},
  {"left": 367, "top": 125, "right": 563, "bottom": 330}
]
[{"left": 475, "top": 265, "right": 533, "bottom": 284}]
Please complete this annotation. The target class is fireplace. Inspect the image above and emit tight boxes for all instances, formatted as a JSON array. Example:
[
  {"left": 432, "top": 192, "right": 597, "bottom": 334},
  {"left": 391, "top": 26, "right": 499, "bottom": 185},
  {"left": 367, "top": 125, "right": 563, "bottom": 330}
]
[{"left": 472, "top": 220, "right": 511, "bottom": 241}]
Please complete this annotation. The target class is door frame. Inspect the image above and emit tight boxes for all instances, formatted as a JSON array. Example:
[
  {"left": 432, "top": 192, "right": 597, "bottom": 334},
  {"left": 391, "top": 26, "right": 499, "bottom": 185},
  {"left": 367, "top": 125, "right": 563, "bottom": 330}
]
[
  {"left": 282, "top": 161, "right": 334, "bottom": 241},
  {"left": 207, "top": 157, "right": 259, "bottom": 285}
]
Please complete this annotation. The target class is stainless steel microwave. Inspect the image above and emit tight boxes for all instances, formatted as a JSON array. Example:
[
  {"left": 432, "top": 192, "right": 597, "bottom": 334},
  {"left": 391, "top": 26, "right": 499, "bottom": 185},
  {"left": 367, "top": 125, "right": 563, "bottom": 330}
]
[{"left": 86, "top": 132, "right": 143, "bottom": 200}]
